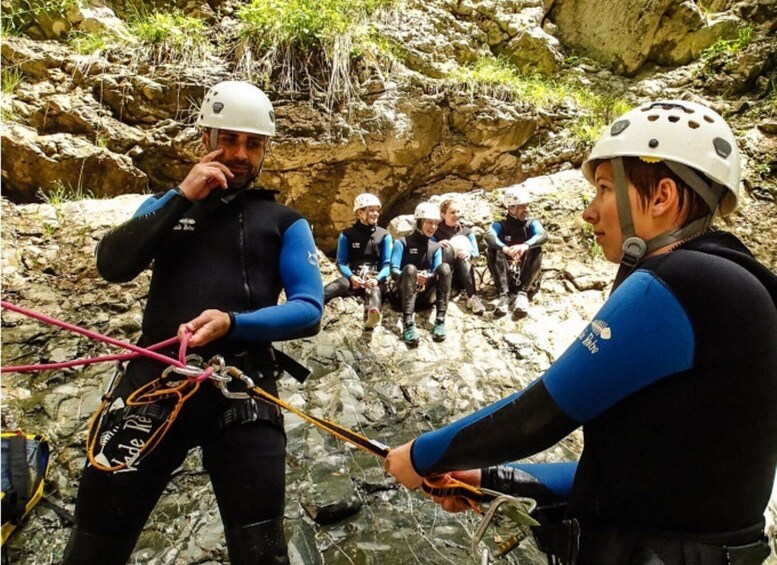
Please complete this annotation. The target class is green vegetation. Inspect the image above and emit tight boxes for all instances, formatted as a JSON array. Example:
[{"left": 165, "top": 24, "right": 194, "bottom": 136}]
[
  {"left": 1, "top": 0, "right": 77, "bottom": 35},
  {"left": 68, "top": 29, "right": 111, "bottom": 55},
  {"left": 579, "top": 194, "right": 603, "bottom": 260},
  {"left": 37, "top": 181, "right": 94, "bottom": 207},
  {"left": 237, "top": 0, "right": 394, "bottom": 50},
  {"left": 701, "top": 25, "right": 753, "bottom": 63},
  {"left": 129, "top": 8, "right": 209, "bottom": 64},
  {"left": 1, "top": 67, "right": 23, "bottom": 122},
  {"left": 448, "top": 55, "right": 630, "bottom": 144},
  {"left": 236, "top": 0, "right": 397, "bottom": 99}
]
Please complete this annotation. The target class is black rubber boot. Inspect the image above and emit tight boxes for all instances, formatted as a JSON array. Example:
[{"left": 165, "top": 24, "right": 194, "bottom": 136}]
[
  {"left": 225, "top": 518, "right": 290, "bottom": 565},
  {"left": 61, "top": 528, "right": 136, "bottom": 565}
]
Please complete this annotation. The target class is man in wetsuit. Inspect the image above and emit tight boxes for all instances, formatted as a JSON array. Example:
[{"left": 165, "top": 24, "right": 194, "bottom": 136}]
[
  {"left": 389, "top": 202, "right": 452, "bottom": 346},
  {"left": 433, "top": 198, "right": 485, "bottom": 315},
  {"left": 385, "top": 100, "right": 777, "bottom": 565},
  {"left": 62, "top": 81, "right": 323, "bottom": 565},
  {"left": 324, "top": 193, "right": 392, "bottom": 330},
  {"left": 485, "top": 187, "right": 548, "bottom": 318}
]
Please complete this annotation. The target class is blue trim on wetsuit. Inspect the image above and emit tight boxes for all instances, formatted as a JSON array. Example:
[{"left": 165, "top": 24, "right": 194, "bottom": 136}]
[
  {"left": 487, "top": 219, "right": 546, "bottom": 249},
  {"left": 377, "top": 235, "right": 393, "bottom": 283},
  {"left": 506, "top": 461, "right": 577, "bottom": 498},
  {"left": 431, "top": 247, "right": 442, "bottom": 273},
  {"left": 467, "top": 232, "right": 479, "bottom": 258},
  {"left": 411, "top": 270, "right": 694, "bottom": 473},
  {"left": 132, "top": 189, "right": 180, "bottom": 219},
  {"left": 335, "top": 233, "right": 353, "bottom": 278},
  {"left": 390, "top": 239, "right": 405, "bottom": 278},
  {"left": 231, "top": 218, "right": 324, "bottom": 342},
  {"left": 543, "top": 270, "right": 694, "bottom": 423}
]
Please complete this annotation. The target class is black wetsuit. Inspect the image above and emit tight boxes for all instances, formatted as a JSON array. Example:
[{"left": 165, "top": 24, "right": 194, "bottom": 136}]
[
  {"left": 63, "top": 188, "right": 323, "bottom": 565},
  {"left": 484, "top": 215, "right": 547, "bottom": 295},
  {"left": 389, "top": 230, "right": 451, "bottom": 324},
  {"left": 323, "top": 221, "right": 392, "bottom": 312},
  {"left": 411, "top": 231, "right": 777, "bottom": 564},
  {"left": 433, "top": 223, "right": 479, "bottom": 297}
]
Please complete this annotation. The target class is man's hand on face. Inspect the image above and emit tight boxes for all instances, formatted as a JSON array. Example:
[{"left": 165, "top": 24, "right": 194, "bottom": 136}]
[
  {"left": 178, "top": 309, "right": 231, "bottom": 347},
  {"left": 178, "top": 148, "right": 235, "bottom": 201}
]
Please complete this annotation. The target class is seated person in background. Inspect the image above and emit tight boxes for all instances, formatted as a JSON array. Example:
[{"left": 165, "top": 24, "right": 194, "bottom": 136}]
[
  {"left": 484, "top": 187, "right": 548, "bottom": 318},
  {"left": 324, "top": 193, "right": 392, "bottom": 330},
  {"left": 389, "top": 202, "right": 453, "bottom": 346},
  {"left": 433, "top": 199, "right": 485, "bottom": 315}
]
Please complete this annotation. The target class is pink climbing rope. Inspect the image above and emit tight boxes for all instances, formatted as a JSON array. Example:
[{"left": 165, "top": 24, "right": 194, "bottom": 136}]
[{"left": 0, "top": 300, "right": 212, "bottom": 380}]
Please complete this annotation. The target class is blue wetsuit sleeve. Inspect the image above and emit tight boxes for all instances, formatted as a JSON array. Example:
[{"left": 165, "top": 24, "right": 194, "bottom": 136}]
[
  {"left": 467, "top": 232, "right": 479, "bottom": 258},
  {"left": 391, "top": 240, "right": 405, "bottom": 279},
  {"left": 484, "top": 222, "right": 506, "bottom": 250},
  {"left": 335, "top": 233, "right": 353, "bottom": 278},
  {"left": 96, "top": 189, "right": 192, "bottom": 283},
  {"left": 481, "top": 461, "right": 577, "bottom": 504},
  {"left": 411, "top": 270, "right": 695, "bottom": 475},
  {"left": 231, "top": 218, "right": 324, "bottom": 342},
  {"left": 431, "top": 248, "right": 442, "bottom": 272},
  {"left": 377, "top": 234, "right": 393, "bottom": 282},
  {"left": 525, "top": 220, "right": 548, "bottom": 248}
]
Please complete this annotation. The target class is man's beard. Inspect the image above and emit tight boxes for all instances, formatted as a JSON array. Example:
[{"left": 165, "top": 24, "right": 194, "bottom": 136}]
[{"left": 225, "top": 160, "right": 261, "bottom": 192}]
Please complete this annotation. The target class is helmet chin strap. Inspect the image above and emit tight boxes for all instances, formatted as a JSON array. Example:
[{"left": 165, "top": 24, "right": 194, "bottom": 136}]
[{"left": 612, "top": 157, "right": 721, "bottom": 270}]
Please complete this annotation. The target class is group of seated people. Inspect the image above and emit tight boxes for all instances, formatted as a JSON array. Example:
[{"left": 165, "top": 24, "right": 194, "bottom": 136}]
[{"left": 323, "top": 186, "right": 549, "bottom": 346}]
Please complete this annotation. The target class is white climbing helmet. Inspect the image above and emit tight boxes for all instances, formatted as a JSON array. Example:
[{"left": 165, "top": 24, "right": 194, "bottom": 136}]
[
  {"left": 197, "top": 81, "right": 276, "bottom": 138},
  {"left": 414, "top": 202, "right": 441, "bottom": 222},
  {"left": 353, "top": 193, "right": 381, "bottom": 212},
  {"left": 503, "top": 186, "right": 530, "bottom": 207},
  {"left": 582, "top": 100, "right": 740, "bottom": 215}
]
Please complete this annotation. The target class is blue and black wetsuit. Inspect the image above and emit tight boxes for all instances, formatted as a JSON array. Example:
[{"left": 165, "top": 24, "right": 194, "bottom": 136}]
[
  {"left": 484, "top": 215, "right": 547, "bottom": 295},
  {"left": 410, "top": 231, "right": 777, "bottom": 564},
  {"left": 64, "top": 187, "right": 323, "bottom": 565},
  {"left": 323, "top": 221, "right": 392, "bottom": 312},
  {"left": 389, "top": 230, "right": 452, "bottom": 324},
  {"left": 433, "top": 223, "right": 479, "bottom": 297}
]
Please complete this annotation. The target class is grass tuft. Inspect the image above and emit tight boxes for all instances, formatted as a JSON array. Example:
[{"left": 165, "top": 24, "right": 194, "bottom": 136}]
[
  {"left": 1, "top": 0, "right": 77, "bottom": 36},
  {"left": 236, "top": 0, "right": 398, "bottom": 104},
  {"left": 129, "top": 8, "right": 210, "bottom": 65},
  {"left": 447, "top": 55, "right": 630, "bottom": 144}
]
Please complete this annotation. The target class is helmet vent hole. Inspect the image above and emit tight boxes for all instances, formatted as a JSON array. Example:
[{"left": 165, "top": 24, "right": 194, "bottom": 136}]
[
  {"left": 683, "top": 107, "right": 694, "bottom": 114},
  {"left": 648, "top": 115, "right": 659, "bottom": 122},
  {"left": 688, "top": 120, "right": 700, "bottom": 129},
  {"left": 668, "top": 116, "right": 680, "bottom": 123},
  {"left": 704, "top": 115, "right": 714, "bottom": 123}
]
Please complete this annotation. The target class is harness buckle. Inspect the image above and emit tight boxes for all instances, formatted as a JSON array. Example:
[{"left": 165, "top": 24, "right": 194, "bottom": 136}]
[{"left": 471, "top": 494, "right": 538, "bottom": 563}]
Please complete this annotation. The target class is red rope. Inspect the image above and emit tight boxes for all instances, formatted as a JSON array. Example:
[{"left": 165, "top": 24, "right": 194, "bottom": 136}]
[{"left": 0, "top": 301, "right": 210, "bottom": 379}]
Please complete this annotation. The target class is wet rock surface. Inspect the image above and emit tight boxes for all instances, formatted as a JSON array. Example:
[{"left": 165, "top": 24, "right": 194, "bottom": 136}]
[{"left": 2, "top": 167, "right": 775, "bottom": 564}]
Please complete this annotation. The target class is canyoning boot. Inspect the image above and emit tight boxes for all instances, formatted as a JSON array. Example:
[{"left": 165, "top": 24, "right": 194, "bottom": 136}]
[
  {"left": 365, "top": 307, "right": 381, "bottom": 330},
  {"left": 403, "top": 323, "right": 420, "bottom": 347},
  {"left": 225, "top": 518, "right": 290, "bottom": 565},
  {"left": 513, "top": 291, "right": 530, "bottom": 318},
  {"left": 61, "top": 528, "right": 136, "bottom": 565},
  {"left": 494, "top": 295, "right": 509, "bottom": 318},
  {"left": 432, "top": 320, "right": 447, "bottom": 342},
  {"left": 467, "top": 295, "right": 485, "bottom": 315}
]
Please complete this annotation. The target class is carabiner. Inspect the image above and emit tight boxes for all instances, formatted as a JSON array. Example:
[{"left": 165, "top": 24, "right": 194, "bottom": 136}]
[
  {"left": 215, "top": 365, "right": 256, "bottom": 399},
  {"left": 470, "top": 494, "right": 538, "bottom": 563}
]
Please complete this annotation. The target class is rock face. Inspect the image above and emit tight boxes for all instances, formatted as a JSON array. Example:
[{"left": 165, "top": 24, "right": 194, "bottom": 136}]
[
  {"left": 2, "top": 168, "right": 776, "bottom": 564},
  {"left": 549, "top": 0, "right": 741, "bottom": 74}
]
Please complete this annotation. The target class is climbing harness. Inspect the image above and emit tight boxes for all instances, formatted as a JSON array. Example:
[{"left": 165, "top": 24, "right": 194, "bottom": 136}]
[
  {"left": 508, "top": 259, "right": 522, "bottom": 290},
  {"left": 1, "top": 301, "right": 538, "bottom": 560}
]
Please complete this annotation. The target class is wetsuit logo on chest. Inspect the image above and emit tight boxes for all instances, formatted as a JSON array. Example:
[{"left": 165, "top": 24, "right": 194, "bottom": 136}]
[
  {"left": 504, "top": 236, "right": 512, "bottom": 242},
  {"left": 352, "top": 242, "right": 361, "bottom": 249},
  {"left": 409, "top": 247, "right": 419, "bottom": 255},
  {"left": 173, "top": 218, "right": 196, "bottom": 232}
]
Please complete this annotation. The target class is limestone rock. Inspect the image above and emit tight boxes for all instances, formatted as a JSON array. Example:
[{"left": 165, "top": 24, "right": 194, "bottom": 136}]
[{"left": 1, "top": 123, "right": 147, "bottom": 202}]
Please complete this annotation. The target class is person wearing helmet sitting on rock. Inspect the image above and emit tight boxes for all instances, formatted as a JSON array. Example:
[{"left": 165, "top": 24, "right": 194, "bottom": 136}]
[
  {"left": 324, "top": 193, "right": 392, "bottom": 330},
  {"left": 433, "top": 198, "right": 485, "bottom": 315},
  {"left": 484, "top": 186, "right": 548, "bottom": 318},
  {"left": 63, "top": 81, "right": 324, "bottom": 565},
  {"left": 389, "top": 202, "right": 453, "bottom": 345},
  {"left": 386, "top": 100, "right": 777, "bottom": 565}
]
